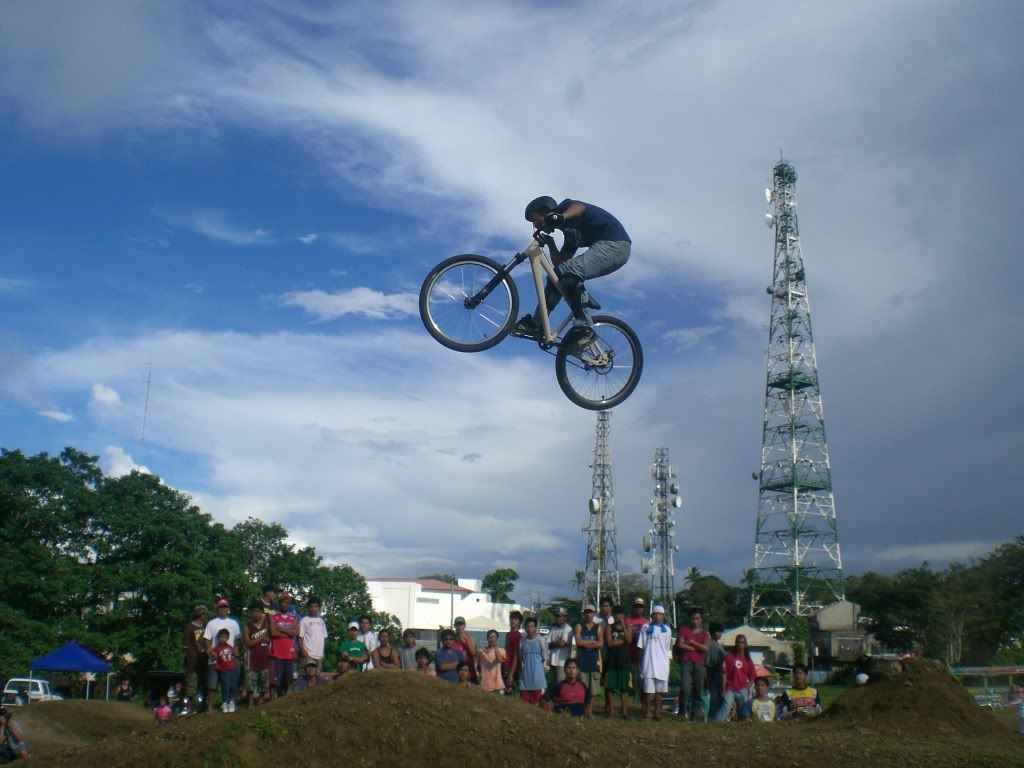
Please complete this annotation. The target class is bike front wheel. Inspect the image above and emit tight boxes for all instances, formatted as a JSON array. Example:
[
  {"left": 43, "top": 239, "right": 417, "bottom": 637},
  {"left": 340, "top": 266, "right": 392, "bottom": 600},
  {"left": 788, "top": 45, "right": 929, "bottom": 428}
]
[
  {"left": 419, "top": 255, "right": 519, "bottom": 352},
  {"left": 555, "top": 315, "right": 644, "bottom": 410}
]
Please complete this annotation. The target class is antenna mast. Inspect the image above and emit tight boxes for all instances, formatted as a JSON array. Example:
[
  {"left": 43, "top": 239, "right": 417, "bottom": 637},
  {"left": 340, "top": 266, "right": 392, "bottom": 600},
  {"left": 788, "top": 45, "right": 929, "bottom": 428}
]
[
  {"left": 642, "top": 448, "right": 681, "bottom": 626},
  {"left": 749, "top": 157, "right": 845, "bottom": 625},
  {"left": 581, "top": 411, "right": 621, "bottom": 610}
]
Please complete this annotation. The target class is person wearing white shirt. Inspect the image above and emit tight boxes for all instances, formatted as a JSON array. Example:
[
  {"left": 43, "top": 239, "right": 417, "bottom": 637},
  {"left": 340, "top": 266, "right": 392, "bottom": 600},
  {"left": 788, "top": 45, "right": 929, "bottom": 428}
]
[
  {"left": 547, "top": 608, "right": 575, "bottom": 683},
  {"left": 356, "top": 615, "right": 379, "bottom": 670},
  {"left": 636, "top": 604, "right": 673, "bottom": 721},
  {"left": 298, "top": 596, "right": 328, "bottom": 672}
]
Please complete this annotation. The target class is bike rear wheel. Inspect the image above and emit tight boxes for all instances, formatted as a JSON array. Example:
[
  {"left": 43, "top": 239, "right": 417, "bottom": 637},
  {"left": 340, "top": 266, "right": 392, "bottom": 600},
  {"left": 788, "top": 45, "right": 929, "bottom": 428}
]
[
  {"left": 419, "top": 255, "right": 519, "bottom": 352},
  {"left": 555, "top": 315, "right": 643, "bottom": 410}
]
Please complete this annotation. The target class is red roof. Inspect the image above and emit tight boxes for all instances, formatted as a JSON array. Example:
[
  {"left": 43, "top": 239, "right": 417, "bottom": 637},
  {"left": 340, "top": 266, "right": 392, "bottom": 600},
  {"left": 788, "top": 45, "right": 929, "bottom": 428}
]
[{"left": 371, "top": 578, "right": 472, "bottom": 593}]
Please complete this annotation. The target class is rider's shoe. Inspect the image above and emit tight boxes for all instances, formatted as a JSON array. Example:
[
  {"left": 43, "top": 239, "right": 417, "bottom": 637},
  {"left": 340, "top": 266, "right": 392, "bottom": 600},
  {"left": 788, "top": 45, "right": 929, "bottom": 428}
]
[
  {"left": 564, "top": 325, "right": 597, "bottom": 356},
  {"left": 512, "top": 314, "right": 541, "bottom": 339}
]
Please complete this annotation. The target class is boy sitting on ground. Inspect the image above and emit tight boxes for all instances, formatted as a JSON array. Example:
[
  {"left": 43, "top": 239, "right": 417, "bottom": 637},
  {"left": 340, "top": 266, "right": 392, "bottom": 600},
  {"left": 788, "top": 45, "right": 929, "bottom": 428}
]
[
  {"left": 543, "top": 658, "right": 591, "bottom": 717},
  {"left": 741, "top": 676, "right": 777, "bottom": 722},
  {"left": 778, "top": 664, "right": 822, "bottom": 719}
]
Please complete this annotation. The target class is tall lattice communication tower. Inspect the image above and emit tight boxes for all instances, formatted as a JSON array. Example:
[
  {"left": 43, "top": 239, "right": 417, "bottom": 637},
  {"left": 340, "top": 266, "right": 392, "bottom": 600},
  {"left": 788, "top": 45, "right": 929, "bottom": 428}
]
[
  {"left": 641, "top": 448, "right": 681, "bottom": 626},
  {"left": 582, "top": 411, "right": 621, "bottom": 609},
  {"left": 749, "top": 157, "right": 844, "bottom": 625}
]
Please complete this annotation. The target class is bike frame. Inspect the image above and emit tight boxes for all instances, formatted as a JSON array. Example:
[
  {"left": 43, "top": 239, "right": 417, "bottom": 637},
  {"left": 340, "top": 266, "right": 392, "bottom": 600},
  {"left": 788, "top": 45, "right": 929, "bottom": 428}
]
[{"left": 468, "top": 237, "right": 575, "bottom": 344}]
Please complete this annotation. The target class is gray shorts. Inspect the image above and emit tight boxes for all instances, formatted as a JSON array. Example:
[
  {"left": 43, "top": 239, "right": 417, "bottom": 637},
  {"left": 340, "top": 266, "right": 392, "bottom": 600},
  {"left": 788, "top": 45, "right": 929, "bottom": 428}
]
[
  {"left": 557, "top": 240, "right": 631, "bottom": 282},
  {"left": 578, "top": 670, "right": 601, "bottom": 696},
  {"left": 246, "top": 668, "right": 271, "bottom": 694}
]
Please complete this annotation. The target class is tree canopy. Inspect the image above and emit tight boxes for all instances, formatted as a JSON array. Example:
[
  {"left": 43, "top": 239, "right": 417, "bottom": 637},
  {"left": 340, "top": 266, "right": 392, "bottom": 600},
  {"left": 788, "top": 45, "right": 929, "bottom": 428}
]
[
  {"left": 0, "top": 448, "right": 375, "bottom": 680},
  {"left": 481, "top": 568, "right": 519, "bottom": 603}
]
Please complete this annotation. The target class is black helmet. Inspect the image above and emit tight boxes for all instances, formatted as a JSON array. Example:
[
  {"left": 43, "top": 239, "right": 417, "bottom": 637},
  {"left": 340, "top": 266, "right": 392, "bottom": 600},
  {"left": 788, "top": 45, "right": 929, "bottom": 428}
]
[{"left": 524, "top": 196, "right": 557, "bottom": 221}]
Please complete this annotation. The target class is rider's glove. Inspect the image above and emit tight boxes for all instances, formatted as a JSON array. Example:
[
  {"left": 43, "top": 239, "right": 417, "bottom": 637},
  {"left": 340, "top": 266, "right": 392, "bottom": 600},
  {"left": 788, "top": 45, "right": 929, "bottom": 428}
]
[
  {"left": 534, "top": 231, "right": 556, "bottom": 247},
  {"left": 544, "top": 211, "right": 564, "bottom": 229}
]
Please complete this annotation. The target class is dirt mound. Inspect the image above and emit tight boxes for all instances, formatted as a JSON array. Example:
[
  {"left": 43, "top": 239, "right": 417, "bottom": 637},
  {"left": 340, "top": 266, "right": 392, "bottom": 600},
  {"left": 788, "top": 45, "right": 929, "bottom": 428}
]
[
  {"left": 44, "top": 670, "right": 1023, "bottom": 768},
  {"left": 14, "top": 700, "right": 152, "bottom": 756},
  {"left": 824, "top": 657, "right": 1007, "bottom": 737}
]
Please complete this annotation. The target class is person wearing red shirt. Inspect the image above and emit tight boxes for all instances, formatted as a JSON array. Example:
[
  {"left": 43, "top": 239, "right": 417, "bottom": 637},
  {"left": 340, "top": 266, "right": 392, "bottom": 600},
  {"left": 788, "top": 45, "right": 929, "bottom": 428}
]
[
  {"left": 211, "top": 628, "right": 239, "bottom": 713},
  {"left": 503, "top": 611, "right": 524, "bottom": 691},
  {"left": 714, "top": 634, "right": 756, "bottom": 721},
  {"left": 675, "top": 608, "right": 710, "bottom": 721},
  {"left": 270, "top": 592, "right": 299, "bottom": 698}
]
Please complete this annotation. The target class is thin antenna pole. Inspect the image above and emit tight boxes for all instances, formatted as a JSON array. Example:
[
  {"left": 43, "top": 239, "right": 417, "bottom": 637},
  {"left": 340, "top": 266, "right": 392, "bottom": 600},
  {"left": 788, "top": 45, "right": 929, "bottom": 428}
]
[{"left": 140, "top": 361, "right": 152, "bottom": 443}]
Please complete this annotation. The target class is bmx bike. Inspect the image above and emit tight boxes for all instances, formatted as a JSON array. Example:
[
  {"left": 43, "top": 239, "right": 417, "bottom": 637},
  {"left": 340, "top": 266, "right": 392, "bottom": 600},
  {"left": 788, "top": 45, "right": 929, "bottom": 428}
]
[{"left": 418, "top": 234, "right": 643, "bottom": 410}]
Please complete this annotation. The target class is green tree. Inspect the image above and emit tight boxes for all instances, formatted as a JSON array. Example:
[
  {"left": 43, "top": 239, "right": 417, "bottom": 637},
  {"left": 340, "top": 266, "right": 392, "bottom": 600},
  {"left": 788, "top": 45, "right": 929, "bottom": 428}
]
[
  {"left": 618, "top": 573, "right": 650, "bottom": 609},
  {"left": 418, "top": 573, "right": 457, "bottom": 585},
  {"left": 676, "top": 573, "right": 747, "bottom": 628},
  {"left": 0, "top": 446, "right": 379, "bottom": 683},
  {"left": 481, "top": 568, "right": 519, "bottom": 603}
]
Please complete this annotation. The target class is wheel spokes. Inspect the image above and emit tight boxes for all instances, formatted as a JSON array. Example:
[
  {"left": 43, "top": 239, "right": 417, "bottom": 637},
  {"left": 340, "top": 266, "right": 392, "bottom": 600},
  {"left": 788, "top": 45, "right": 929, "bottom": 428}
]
[{"left": 425, "top": 262, "right": 513, "bottom": 346}]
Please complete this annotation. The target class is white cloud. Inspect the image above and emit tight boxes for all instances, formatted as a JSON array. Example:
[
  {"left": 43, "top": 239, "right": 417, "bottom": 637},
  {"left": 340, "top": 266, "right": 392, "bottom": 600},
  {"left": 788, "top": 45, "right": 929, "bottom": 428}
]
[
  {"left": 102, "top": 445, "right": 151, "bottom": 478},
  {"left": 37, "top": 409, "right": 74, "bottom": 423},
  {"left": 3, "top": 2, "right": 1022, "bottom": 596},
  {"left": 281, "top": 287, "right": 418, "bottom": 320},
  {"left": 155, "top": 208, "right": 270, "bottom": 245},
  {"left": 34, "top": 328, "right": 591, "bottom": 579},
  {"left": 298, "top": 233, "right": 318, "bottom": 244},
  {"left": 90, "top": 383, "right": 122, "bottom": 407},
  {"left": 0, "top": 278, "right": 30, "bottom": 293},
  {"left": 331, "top": 233, "right": 377, "bottom": 254},
  {"left": 663, "top": 325, "right": 721, "bottom": 350}
]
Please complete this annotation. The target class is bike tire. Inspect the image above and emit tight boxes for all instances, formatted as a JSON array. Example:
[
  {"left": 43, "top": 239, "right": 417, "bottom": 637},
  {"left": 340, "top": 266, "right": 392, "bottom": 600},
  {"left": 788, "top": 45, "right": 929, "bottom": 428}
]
[
  {"left": 419, "top": 254, "right": 519, "bottom": 353},
  {"left": 555, "top": 315, "right": 644, "bottom": 410}
]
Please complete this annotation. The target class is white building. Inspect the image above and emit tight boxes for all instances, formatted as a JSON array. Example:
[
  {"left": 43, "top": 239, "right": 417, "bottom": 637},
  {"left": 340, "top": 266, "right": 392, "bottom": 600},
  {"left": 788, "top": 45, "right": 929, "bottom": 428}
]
[{"left": 367, "top": 577, "right": 524, "bottom": 639}]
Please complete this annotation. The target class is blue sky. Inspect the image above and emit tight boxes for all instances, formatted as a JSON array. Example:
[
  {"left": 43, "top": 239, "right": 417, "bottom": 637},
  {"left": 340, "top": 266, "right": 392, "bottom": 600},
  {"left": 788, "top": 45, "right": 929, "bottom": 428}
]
[{"left": 1, "top": 0, "right": 1022, "bottom": 603}]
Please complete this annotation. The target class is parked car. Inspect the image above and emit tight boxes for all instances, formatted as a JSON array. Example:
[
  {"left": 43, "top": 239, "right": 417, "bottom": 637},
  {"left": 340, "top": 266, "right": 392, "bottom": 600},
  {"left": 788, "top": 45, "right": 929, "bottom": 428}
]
[
  {"left": 973, "top": 689, "right": 1005, "bottom": 710},
  {"left": 2, "top": 678, "right": 61, "bottom": 705}
]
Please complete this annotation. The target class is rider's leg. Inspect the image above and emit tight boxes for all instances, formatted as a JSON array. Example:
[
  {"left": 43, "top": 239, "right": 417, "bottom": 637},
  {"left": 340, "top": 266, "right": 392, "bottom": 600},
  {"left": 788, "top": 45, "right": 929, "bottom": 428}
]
[
  {"left": 553, "top": 240, "right": 631, "bottom": 326},
  {"left": 521, "top": 240, "right": 630, "bottom": 337}
]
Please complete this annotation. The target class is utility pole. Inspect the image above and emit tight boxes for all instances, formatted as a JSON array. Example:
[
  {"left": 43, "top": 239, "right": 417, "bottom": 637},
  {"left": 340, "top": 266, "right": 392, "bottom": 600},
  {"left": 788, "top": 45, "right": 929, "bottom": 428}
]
[
  {"left": 642, "top": 448, "right": 681, "bottom": 626},
  {"left": 749, "top": 156, "right": 845, "bottom": 626},
  {"left": 582, "top": 411, "right": 621, "bottom": 610}
]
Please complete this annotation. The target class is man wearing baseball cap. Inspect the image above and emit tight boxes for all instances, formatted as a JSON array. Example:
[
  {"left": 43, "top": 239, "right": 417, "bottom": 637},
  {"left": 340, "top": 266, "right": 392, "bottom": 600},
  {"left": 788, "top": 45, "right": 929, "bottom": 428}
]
[
  {"left": 637, "top": 604, "right": 673, "bottom": 720},
  {"left": 270, "top": 593, "right": 299, "bottom": 697},
  {"left": 337, "top": 621, "right": 370, "bottom": 671},
  {"left": 203, "top": 599, "right": 240, "bottom": 713},
  {"left": 547, "top": 607, "right": 574, "bottom": 684},
  {"left": 182, "top": 605, "right": 208, "bottom": 711},
  {"left": 574, "top": 604, "right": 603, "bottom": 716}
]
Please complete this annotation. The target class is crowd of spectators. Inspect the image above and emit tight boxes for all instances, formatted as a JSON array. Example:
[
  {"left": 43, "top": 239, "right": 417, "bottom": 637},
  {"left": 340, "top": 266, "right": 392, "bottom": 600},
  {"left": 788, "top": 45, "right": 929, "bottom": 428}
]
[{"left": 172, "top": 588, "right": 823, "bottom": 723}]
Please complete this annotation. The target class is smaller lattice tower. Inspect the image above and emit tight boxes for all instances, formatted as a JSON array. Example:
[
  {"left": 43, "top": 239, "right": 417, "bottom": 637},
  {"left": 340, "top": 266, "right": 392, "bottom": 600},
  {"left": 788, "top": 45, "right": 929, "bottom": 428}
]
[
  {"left": 582, "top": 411, "right": 621, "bottom": 609},
  {"left": 641, "top": 448, "right": 682, "bottom": 626},
  {"left": 749, "top": 156, "right": 844, "bottom": 625}
]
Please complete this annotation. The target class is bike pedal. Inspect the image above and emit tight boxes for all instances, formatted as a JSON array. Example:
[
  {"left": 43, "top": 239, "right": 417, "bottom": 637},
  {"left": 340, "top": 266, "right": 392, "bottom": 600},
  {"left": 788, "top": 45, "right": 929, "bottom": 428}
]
[{"left": 510, "top": 330, "right": 541, "bottom": 341}]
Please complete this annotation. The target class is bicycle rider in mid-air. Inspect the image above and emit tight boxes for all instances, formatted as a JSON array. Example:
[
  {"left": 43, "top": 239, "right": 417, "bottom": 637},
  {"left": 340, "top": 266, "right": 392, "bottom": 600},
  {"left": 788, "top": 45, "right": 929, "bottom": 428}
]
[{"left": 515, "top": 196, "right": 631, "bottom": 353}]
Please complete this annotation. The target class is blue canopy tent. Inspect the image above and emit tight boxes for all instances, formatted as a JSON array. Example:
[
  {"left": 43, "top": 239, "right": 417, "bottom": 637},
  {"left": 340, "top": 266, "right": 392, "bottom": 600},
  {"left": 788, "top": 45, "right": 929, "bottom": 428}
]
[{"left": 30, "top": 641, "right": 113, "bottom": 700}]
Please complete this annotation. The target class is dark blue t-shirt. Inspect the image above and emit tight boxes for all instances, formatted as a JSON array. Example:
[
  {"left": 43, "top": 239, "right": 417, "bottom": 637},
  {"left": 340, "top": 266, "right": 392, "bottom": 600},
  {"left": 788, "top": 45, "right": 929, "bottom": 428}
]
[
  {"left": 435, "top": 647, "right": 465, "bottom": 682},
  {"left": 556, "top": 199, "right": 630, "bottom": 248},
  {"left": 577, "top": 623, "right": 600, "bottom": 673}
]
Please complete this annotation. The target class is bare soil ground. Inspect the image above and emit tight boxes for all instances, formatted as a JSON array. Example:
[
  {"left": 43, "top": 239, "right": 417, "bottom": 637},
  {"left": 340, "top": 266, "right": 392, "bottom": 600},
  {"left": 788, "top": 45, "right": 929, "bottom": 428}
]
[
  {"left": 24, "top": 661, "right": 1024, "bottom": 768},
  {"left": 13, "top": 700, "right": 152, "bottom": 756}
]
